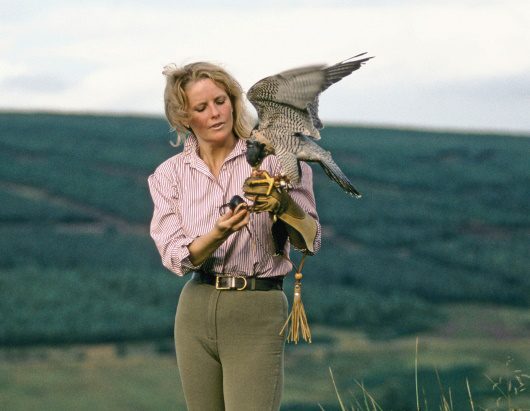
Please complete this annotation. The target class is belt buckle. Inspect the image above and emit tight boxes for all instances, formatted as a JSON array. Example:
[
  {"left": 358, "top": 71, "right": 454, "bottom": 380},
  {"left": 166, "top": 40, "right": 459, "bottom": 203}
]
[{"left": 215, "top": 275, "right": 247, "bottom": 291}]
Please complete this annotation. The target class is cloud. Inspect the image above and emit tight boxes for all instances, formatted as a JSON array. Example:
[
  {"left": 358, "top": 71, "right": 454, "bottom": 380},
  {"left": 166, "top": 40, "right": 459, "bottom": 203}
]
[
  {"left": 2, "top": 74, "right": 74, "bottom": 93},
  {"left": 0, "top": 1, "right": 528, "bottom": 132},
  {"left": 431, "top": 71, "right": 530, "bottom": 101}
]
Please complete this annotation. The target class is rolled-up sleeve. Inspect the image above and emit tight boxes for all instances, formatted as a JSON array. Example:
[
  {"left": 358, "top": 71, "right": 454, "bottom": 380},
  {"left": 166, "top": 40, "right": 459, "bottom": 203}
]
[
  {"left": 288, "top": 162, "right": 322, "bottom": 254},
  {"left": 147, "top": 169, "right": 201, "bottom": 276}
]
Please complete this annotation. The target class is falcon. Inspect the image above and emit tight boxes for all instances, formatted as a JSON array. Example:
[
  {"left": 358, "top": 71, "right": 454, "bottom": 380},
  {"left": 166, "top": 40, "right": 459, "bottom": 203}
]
[{"left": 245, "top": 53, "right": 373, "bottom": 197}]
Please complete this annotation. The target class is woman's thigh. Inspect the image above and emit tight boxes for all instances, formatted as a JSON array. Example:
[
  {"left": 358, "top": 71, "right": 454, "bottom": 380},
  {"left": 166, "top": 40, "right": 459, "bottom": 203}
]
[
  {"left": 217, "top": 289, "right": 288, "bottom": 411},
  {"left": 175, "top": 279, "right": 225, "bottom": 411}
]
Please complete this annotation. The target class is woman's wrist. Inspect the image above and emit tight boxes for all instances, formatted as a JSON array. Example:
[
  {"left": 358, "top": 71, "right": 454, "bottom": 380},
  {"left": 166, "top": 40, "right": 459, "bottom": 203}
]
[
  {"left": 212, "top": 224, "right": 230, "bottom": 241},
  {"left": 187, "top": 226, "right": 229, "bottom": 266}
]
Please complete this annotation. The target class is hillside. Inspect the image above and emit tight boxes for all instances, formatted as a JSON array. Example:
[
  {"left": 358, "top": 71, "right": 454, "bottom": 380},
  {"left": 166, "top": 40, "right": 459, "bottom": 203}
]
[{"left": 0, "top": 112, "right": 529, "bottom": 345}]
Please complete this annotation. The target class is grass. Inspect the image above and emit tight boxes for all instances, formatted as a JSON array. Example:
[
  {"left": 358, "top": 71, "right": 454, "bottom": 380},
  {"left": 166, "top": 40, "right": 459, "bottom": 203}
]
[
  {"left": 281, "top": 304, "right": 530, "bottom": 410},
  {"left": 324, "top": 367, "right": 383, "bottom": 411},
  {"left": 322, "top": 339, "right": 530, "bottom": 411},
  {"left": 0, "top": 343, "right": 184, "bottom": 411},
  {"left": 485, "top": 357, "right": 530, "bottom": 410},
  {"left": 2, "top": 315, "right": 529, "bottom": 410}
]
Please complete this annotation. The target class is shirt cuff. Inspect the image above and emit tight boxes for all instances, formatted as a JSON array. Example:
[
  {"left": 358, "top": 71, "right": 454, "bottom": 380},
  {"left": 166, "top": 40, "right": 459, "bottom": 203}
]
[{"left": 168, "top": 237, "right": 203, "bottom": 276}]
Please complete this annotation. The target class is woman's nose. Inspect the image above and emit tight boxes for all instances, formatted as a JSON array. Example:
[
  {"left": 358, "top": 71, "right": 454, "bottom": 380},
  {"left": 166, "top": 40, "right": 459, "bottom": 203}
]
[{"left": 210, "top": 104, "right": 220, "bottom": 117}]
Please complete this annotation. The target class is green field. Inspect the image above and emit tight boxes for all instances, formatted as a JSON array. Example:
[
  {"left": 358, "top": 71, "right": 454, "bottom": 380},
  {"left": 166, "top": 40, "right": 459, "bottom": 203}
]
[
  {"left": 3, "top": 305, "right": 530, "bottom": 410},
  {"left": 1, "top": 112, "right": 529, "bottom": 409}
]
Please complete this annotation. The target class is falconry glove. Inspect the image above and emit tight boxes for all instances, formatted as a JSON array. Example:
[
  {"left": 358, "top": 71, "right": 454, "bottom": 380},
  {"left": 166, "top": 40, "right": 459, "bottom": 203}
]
[{"left": 242, "top": 171, "right": 318, "bottom": 254}]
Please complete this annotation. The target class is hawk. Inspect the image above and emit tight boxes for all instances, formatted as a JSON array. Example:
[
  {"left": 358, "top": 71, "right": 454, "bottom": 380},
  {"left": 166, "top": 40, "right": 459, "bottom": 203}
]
[{"left": 245, "top": 53, "right": 373, "bottom": 197}]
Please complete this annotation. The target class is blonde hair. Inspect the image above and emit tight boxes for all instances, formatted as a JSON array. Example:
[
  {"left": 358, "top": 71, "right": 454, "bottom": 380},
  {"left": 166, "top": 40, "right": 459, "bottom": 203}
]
[{"left": 162, "top": 61, "right": 253, "bottom": 146}]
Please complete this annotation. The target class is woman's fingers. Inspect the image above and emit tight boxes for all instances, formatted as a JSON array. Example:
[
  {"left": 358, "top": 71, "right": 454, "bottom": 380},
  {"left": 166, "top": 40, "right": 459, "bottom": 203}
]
[
  {"left": 230, "top": 207, "right": 249, "bottom": 226},
  {"left": 231, "top": 208, "right": 250, "bottom": 231},
  {"left": 233, "top": 203, "right": 248, "bottom": 214},
  {"left": 217, "top": 206, "right": 249, "bottom": 233}
]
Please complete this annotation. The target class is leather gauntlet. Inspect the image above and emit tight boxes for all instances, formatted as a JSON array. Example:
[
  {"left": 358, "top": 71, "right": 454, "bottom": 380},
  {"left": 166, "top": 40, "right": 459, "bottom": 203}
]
[{"left": 243, "top": 171, "right": 318, "bottom": 254}]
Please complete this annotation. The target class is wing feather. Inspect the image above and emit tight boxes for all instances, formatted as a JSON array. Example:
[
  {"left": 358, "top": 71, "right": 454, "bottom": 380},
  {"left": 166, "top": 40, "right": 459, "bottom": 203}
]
[
  {"left": 247, "top": 53, "right": 373, "bottom": 139},
  {"left": 308, "top": 54, "right": 373, "bottom": 130},
  {"left": 247, "top": 65, "right": 326, "bottom": 112}
]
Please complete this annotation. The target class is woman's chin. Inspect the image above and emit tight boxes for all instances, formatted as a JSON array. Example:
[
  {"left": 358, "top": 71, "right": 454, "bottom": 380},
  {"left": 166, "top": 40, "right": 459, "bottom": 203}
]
[{"left": 200, "top": 130, "right": 236, "bottom": 145}]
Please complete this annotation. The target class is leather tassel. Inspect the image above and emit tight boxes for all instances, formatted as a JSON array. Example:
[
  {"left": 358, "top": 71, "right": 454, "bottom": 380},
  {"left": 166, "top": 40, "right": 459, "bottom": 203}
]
[{"left": 280, "top": 255, "right": 311, "bottom": 343}]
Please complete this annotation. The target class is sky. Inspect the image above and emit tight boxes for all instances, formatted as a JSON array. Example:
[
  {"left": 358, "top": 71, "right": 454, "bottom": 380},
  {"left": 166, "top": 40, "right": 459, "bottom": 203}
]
[{"left": 1, "top": 0, "right": 529, "bottom": 134}]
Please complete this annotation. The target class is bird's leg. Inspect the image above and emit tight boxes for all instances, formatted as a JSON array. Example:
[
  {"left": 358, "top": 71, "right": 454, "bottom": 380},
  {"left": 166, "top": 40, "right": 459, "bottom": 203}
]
[
  {"left": 248, "top": 169, "right": 292, "bottom": 194},
  {"left": 251, "top": 166, "right": 265, "bottom": 177},
  {"left": 273, "top": 174, "right": 292, "bottom": 191},
  {"left": 243, "top": 171, "right": 294, "bottom": 217},
  {"left": 246, "top": 170, "right": 276, "bottom": 196}
]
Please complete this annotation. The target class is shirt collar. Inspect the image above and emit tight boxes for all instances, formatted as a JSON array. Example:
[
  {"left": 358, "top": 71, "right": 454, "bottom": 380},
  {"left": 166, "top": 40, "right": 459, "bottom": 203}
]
[{"left": 183, "top": 134, "right": 247, "bottom": 166}]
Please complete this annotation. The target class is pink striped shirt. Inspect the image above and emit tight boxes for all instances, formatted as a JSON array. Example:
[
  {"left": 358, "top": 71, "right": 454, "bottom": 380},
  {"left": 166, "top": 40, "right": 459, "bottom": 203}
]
[{"left": 147, "top": 135, "right": 321, "bottom": 278}]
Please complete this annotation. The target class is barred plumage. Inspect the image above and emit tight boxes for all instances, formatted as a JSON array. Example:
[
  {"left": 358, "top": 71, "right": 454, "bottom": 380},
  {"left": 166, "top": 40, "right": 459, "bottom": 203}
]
[{"left": 246, "top": 53, "right": 373, "bottom": 198}]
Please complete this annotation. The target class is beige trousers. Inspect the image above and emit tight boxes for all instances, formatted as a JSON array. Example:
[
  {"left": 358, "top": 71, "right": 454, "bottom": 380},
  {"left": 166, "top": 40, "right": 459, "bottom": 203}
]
[{"left": 175, "top": 274, "right": 288, "bottom": 411}]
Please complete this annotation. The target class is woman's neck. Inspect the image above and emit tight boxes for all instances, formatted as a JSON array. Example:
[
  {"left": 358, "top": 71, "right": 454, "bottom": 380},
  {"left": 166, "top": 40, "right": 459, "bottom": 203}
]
[{"left": 197, "top": 136, "right": 238, "bottom": 178}]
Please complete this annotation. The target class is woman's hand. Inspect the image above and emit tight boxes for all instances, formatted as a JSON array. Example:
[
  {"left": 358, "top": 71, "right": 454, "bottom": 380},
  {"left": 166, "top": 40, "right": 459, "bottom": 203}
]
[
  {"left": 214, "top": 203, "right": 250, "bottom": 239},
  {"left": 187, "top": 203, "right": 249, "bottom": 267}
]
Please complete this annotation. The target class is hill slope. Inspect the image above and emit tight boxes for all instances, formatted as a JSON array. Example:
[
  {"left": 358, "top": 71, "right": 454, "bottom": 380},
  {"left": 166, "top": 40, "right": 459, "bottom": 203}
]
[{"left": 0, "top": 112, "right": 529, "bottom": 344}]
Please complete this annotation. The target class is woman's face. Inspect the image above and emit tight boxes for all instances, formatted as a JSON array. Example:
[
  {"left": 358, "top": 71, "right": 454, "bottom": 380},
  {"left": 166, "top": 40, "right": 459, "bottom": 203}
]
[{"left": 185, "top": 78, "right": 235, "bottom": 146}]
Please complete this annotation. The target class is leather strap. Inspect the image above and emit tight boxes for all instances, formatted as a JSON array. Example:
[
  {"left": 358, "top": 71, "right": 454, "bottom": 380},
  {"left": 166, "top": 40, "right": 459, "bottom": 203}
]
[{"left": 193, "top": 272, "right": 283, "bottom": 291}]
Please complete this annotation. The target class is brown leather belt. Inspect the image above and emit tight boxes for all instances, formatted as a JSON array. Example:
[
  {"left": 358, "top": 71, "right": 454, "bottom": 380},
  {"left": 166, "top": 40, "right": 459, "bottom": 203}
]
[{"left": 193, "top": 272, "right": 283, "bottom": 291}]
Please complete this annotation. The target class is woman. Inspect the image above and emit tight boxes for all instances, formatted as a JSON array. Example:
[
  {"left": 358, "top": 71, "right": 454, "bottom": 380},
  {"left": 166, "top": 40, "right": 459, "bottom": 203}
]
[{"left": 148, "top": 61, "right": 321, "bottom": 411}]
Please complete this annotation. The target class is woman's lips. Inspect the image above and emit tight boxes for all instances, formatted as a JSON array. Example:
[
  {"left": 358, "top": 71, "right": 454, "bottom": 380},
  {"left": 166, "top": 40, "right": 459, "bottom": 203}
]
[{"left": 210, "top": 122, "right": 224, "bottom": 129}]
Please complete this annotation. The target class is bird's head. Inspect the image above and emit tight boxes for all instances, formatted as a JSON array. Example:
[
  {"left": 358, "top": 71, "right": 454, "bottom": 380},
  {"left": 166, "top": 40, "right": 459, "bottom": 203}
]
[
  {"left": 246, "top": 127, "right": 275, "bottom": 167},
  {"left": 245, "top": 137, "right": 268, "bottom": 167}
]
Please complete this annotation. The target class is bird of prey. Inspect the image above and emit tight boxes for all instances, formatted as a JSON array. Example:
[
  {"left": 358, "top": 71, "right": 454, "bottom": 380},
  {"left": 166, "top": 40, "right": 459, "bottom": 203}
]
[{"left": 245, "top": 53, "right": 373, "bottom": 198}]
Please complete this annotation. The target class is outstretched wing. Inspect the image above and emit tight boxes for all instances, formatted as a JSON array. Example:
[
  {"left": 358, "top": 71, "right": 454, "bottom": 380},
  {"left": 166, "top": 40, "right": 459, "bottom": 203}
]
[
  {"left": 307, "top": 53, "right": 373, "bottom": 130},
  {"left": 247, "top": 53, "right": 373, "bottom": 132},
  {"left": 247, "top": 64, "right": 326, "bottom": 123}
]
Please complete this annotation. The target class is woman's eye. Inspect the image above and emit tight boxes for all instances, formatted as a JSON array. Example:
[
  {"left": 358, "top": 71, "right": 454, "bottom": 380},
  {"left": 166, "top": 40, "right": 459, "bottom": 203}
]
[
  {"left": 216, "top": 98, "right": 226, "bottom": 105},
  {"left": 195, "top": 106, "right": 206, "bottom": 112}
]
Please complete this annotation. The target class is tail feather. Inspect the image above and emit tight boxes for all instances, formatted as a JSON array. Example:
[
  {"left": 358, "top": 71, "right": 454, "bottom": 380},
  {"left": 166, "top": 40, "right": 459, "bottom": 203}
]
[
  {"left": 319, "top": 159, "right": 362, "bottom": 198},
  {"left": 295, "top": 132, "right": 362, "bottom": 198}
]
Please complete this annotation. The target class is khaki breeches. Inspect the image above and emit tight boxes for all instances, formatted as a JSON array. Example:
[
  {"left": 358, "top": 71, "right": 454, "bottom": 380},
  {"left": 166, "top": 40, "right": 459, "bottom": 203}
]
[{"left": 174, "top": 274, "right": 288, "bottom": 411}]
